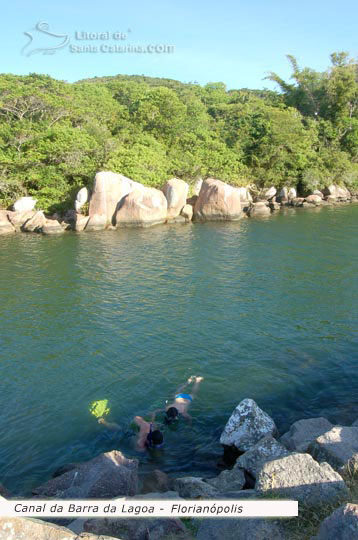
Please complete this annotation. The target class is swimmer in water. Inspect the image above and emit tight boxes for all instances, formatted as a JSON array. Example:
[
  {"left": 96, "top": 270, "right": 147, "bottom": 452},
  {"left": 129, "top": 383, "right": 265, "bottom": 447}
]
[
  {"left": 153, "top": 376, "right": 204, "bottom": 424},
  {"left": 133, "top": 412, "right": 164, "bottom": 451}
]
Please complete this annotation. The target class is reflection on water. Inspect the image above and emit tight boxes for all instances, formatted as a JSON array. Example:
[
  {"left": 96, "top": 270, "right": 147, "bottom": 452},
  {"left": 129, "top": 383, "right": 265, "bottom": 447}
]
[{"left": 1, "top": 205, "right": 358, "bottom": 494}]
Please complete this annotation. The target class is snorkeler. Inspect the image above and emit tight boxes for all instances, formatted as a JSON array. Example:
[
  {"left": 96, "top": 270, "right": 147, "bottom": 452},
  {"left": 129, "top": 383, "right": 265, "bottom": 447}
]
[
  {"left": 155, "top": 376, "right": 204, "bottom": 424},
  {"left": 133, "top": 413, "right": 164, "bottom": 451}
]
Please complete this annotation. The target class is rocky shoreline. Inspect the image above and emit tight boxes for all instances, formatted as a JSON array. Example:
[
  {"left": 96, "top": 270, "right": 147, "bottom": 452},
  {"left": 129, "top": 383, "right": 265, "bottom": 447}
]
[
  {"left": 0, "top": 172, "right": 357, "bottom": 237},
  {"left": 1, "top": 398, "right": 358, "bottom": 539}
]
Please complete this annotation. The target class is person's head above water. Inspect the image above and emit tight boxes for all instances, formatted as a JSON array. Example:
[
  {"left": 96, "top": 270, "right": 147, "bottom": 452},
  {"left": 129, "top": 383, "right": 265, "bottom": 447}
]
[
  {"left": 165, "top": 406, "right": 179, "bottom": 423},
  {"left": 146, "top": 429, "right": 164, "bottom": 448}
]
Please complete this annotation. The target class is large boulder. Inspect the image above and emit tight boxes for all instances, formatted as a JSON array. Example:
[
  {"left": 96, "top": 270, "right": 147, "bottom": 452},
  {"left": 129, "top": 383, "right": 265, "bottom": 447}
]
[
  {"left": 236, "top": 434, "right": 290, "bottom": 478},
  {"left": 308, "top": 426, "right": 358, "bottom": 471},
  {"left": 206, "top": 467, "right": 246, "bottom": 492},
  {"left": 0, "top": 517, "right": 117, "bottom": 540},
  {"left": 193, "top": 178, "right": 243, "bottom": 222},
  {"left": 162, "top": 178, "right": 189, "bottom": 218},
  {"left": 13, "top": 196, "right": 37, "bottom": 212},
  {"left": 336, "top": 185, "right": 350, "bottom": 200},
  {"left": 193, "top": 178, "right": 203, "bottom": 196},
  {"left": 180, "top": 204, "right": 193, "bottom": 221},
  {"left": 85, "top": 214, "right": 107, "bottom": 232},
  {"left": 288, "top": 187, "right": 297, "bottom": 200},
  {"left": 237, "top": 187, "right": 252, "bottom": 204},
  {"left": 115, "top": 187, "right": 168, "bottom": 228},
  {"left": 305, "top": 194, "right": 323, "bottom": 205},
  {"left": 263, "top": 186, "right": 276, "bottom": 200},
  {"left": 312, "top": 503, "right": 358, "bottom": 540},
  {"left": 323, "top": 184, "right": 337, "bottom": 197},
  {"left": 313, "top": 190, "right": 324, "bottom": 198},
  {"left": 22, "top": 211, "right": 46, "bottom": 232},
  {"left": 173, "top": 476, "right": 218, "bottom": 498},
  {"left": 248, "top": 202, "right": 271, "bottom": 217},
  {"left": 75, "top": 214, "right": 90, "bottom": 232},
  {"left": 42, "top": 220, "right": 64, "bottom": 235},
  {"left": 32, "top": 450, "right": 138, "bottom": 498},
  {"left": 280, "top": 417, "right": 333, "bottom": 453},
  {"left": 256, "top": 453, "right": 348, "bottom": 504},
  {"left": 220, "top": 399, "right": 277, "bottom": 452},
  {"left": 75, "top": 187, "right": 90, "bottom": 213},
  {"left": 83, "top": 515, "right": 188, "bottom": 540},
  {"left": 197, "top": 517, "right": 288, "bottom": 540},
  {"left": 7, "top": 210, "right": 36, "bottom": 231},
  {"left": 0, "top": 212, "right": 15, "bottom": 235},
  {"left": 89, "top": 171, "right": 144, "bottom": 225},
  {"left": 279, "top": 187, "right": 288, "bottom": 201}
]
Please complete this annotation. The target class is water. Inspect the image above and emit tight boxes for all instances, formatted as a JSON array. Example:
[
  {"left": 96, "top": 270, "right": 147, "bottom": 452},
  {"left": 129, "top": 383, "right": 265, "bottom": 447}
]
[{"left": 1, "top": 204, "right": 358, "bottom": 495}]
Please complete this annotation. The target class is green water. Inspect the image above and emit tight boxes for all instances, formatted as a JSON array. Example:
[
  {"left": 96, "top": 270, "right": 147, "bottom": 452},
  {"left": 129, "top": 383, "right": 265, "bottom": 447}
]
[{"left": 1, "top": 205, "right": 358, "bottom": 495}]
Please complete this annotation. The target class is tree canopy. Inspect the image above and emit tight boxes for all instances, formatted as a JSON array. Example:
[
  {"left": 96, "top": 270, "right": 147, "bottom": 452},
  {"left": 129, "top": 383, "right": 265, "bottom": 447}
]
[{"left": 1, "top": 53, "right": 358, "bottom": 212}]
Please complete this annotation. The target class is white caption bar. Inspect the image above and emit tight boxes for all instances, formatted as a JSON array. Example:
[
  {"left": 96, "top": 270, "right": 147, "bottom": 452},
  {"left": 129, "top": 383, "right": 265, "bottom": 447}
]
[{"left": 0, "top": 499, "right": 298, "bottom": 518}]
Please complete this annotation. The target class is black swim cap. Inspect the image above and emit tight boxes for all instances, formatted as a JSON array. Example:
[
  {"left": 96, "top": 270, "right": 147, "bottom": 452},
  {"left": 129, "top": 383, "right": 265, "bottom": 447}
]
[
  {"left": 165, "top": 407, "right": 179, "bottom": 423},
  {"left": 146, "top": 429, "right": 164, "bottom": 448}
]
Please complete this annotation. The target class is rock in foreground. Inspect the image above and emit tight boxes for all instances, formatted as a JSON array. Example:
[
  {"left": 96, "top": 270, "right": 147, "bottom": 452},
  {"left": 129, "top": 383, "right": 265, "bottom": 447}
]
[
  {"left": 280, "top": 417, "right": 333, "bottom": 453},
  {"left": 220, "top": 398, "right": 277, "bottom": 452},
  {"left": 0, "top": 517, "right": 117, "bottom": 540},
  {"left": 32, "top": 450, "right": 138, "bottom": 499},
  {"left": 312, "top": 503, "right": 358, "bottom": 540},
  {"left": 194, "top": 178, "right": 243, "bottom": 222},
  {"left": 197, "top": 517, "right": 288, "bottom": 540},
  {"left": 163, "top": 178, "right": 189, "bottom": 218},
  {"left": 236, "top": 434, "right": 290, "bottom": 478},
  {"left": 256, "top": 453, "right": 348, "bottom": 504},
  {"left": 83, "top": 515, "right": 188, "bottom": 540},
  {"left": 308, "top": 426, "right": 358, "bottom": 470}
]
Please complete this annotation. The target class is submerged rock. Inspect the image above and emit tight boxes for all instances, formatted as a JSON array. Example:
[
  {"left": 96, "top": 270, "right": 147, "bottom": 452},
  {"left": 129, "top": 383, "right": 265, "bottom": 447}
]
[
  {"left": 308, "top": 426, "right": 358, "bottom": 471},
  {"left": 162, "top": 178, "right": 189, "bottom": 218},
  {"left": 312, "top": 503, "right": 358, "bottom": 540},
  {"left": 193, "top": 178, "right": 243, "bottom": 222},
  {"left": 116, "top": 187, "right": 168, "bottom": 227},
  {"left": 256, "top": 453, "right": 348, "bottom": 504},
  {"left": 220, "top": 398, "right": 277, "bottom": 452},
  {"left": 280, "top": 417, "right": 333, "bottom": 453},
  {"left": 32, "top": 450, "right": 139, "bottom": 499}
]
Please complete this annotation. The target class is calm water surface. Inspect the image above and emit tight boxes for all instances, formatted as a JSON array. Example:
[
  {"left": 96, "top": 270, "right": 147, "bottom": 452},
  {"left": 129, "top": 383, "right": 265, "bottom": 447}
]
[{"left": 1, "top": 205, "right": 358, "bottom": 494}]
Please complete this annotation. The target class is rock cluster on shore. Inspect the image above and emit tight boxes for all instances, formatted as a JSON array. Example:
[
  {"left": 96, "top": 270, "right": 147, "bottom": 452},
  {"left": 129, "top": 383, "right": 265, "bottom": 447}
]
[
  {"left": 1, "top": 172, "right": 357, "bottom": 236},
  {"left": 2, "top": 398, "right": 358, "bottom": 539}
]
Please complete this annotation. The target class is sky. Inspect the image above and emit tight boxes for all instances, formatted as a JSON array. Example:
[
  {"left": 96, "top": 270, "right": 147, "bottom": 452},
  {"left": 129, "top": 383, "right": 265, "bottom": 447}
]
[{"left": 1, "top": 0, "right": 358, "bottom": 90}]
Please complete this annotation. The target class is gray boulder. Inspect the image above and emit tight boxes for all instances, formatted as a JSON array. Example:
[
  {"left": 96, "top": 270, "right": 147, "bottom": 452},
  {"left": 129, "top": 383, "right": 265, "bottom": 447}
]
[
  {"left": 206, "top": 467, "right": 246, "bottom": 492},
  {"left": 308, "top": 426, "right": 358, "bottom": 471},
  {"left": 42, "top": 220, "right": 64, "bottom": 235},
  {"left": 237, "top": 434, "right": 290, "bottom": 478},
  {"left": 0, "top": 517, "right": 117, "bottom": 540},
  {"left": 83, "top": 515, "right": 188, "bottom": 540},
  {"left": 32, "top": 450, "right": 138, "bottom": 498},
  {"left": 22, "top": 210, "right": 46, "bottom": 232},
  {"left": 75, "top": 214, "right": 90, "bottom": 232},
  {"left": 13, "top": 196, "right": 37, "bottom": 212},
  {"left": 140, "top": 469, "right": 173, "bottom": 494},
  {"left": 248, "top": 202, "right": 271, "bottom": 217},
  {"left": 173, "top": 476, "right": 218, "bottom": 498},
  {"left": 305, "top": 194, "right": 323, "bottom": 205},
  {"left": 280, "top": 417, "right": 334, "bottom": 453},
  {"left": 312, "top": 503, "right": 358, "bottom": 540},
  {"left": 220, "top": 398, "right": 277, "bottom": 452},
  {"left": 0, "top": 212, "right": 15, "bottom": 234},
  {"left": 256, "top": 453, "right": 348, "bottom": 504},
  {"left": 197, "top": 517, "right": 288, "bottom": 540},
  {"left": 8, "top": 210, "right": 36, "bottom": 231},
  {"left": 292, "top": 197, "right": 304, "bottom": 207},
  {"left": 85, "top": 214, "right": 107, "bottom": 232}
]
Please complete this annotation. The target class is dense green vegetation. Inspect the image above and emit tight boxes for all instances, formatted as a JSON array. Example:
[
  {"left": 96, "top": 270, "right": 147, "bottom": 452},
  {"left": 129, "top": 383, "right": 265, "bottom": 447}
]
[{"left": 1, "top": 52, "right": 358, "bottom": 212}]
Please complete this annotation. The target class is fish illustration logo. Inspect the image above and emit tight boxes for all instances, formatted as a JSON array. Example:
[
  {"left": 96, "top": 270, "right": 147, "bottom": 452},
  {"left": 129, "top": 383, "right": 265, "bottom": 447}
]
[{"left": 22, "top": 21, "right": 70, "bottom": 56}]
